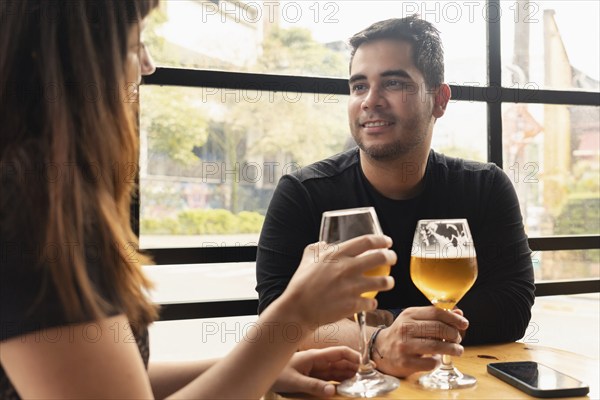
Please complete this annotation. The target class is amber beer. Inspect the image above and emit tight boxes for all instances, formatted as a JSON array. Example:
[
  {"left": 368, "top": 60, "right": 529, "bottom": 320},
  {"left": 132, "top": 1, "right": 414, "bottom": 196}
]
[
  {"left": 410, "top": 256, "right": 477, "bottom": 310},
  {"left": 361, "top": 264, "right": 391, "bottom": 299}
]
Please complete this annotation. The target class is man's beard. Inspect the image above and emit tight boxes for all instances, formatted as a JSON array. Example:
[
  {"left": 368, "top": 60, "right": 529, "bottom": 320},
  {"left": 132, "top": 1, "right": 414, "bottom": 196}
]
[
  {"left": 351, "top": 124, "right": 428, "bottom": 161},
  {"left": 354, "top": 138, "right": 414, "bottom": 161}
]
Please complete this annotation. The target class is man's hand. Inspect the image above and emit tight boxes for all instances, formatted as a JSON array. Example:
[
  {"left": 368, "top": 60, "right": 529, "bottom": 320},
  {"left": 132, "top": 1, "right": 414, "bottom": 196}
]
[
  {"left": 270, "top": 347, "right": 360, "bottom": 397},
  {"left": 371, "top": 306, "right": 469, "bottom": 377}
]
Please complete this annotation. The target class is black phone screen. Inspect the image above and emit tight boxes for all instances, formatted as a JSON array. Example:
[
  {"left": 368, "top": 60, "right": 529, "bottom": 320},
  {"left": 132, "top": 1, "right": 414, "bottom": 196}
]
[{"left": 489, "top": 361, "right": 587, "bottom": 391}]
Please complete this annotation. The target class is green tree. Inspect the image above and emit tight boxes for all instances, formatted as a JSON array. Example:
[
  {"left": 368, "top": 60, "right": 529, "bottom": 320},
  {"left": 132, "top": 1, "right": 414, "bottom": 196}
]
[
  {"left": 246, "top": 27, "right": 349, "bottom": 164},
  {"left": 141, "top": 19, "right": 351, "bottom": 221},
  {"left": 142, "top": 86, "right": 208, "bottom": 167},
  {"left": 259, "top": 27, "right": 347, "bottom": 77},
  {"left": 554, "top": 159, "right": 600, "bottom": 237},
  {"left": 204, "top": 26, "right": 350, "bottom": 212}
]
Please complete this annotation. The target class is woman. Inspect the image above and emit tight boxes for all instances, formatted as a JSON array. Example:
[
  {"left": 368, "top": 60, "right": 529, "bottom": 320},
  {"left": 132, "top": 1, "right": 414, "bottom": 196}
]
[{"left": 0, "top": 1, "right": 396, "bottom": 398}]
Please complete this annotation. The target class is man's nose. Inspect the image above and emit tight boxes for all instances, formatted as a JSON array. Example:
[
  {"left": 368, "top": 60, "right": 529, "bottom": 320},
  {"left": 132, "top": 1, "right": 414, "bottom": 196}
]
[{"left": 361, "top": 87, "right": 385, "bottom": 110}]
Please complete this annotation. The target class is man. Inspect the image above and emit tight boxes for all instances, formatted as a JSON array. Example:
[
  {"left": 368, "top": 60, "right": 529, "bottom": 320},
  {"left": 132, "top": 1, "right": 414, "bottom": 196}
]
[{"left": 256, "top": 16, "right": 535, "bottom": 378}]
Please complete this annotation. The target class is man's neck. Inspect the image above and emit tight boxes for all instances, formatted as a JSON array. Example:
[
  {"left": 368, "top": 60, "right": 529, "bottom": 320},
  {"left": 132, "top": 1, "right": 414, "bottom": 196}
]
[{"left": 359, "top": 147, "right": 430, "bottom": 200}]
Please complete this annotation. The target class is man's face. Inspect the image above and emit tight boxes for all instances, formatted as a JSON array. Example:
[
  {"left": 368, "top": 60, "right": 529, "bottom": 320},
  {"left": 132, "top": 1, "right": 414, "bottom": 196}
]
[{"left": 348, "top": 39, "right": 437, "bottom": 161}]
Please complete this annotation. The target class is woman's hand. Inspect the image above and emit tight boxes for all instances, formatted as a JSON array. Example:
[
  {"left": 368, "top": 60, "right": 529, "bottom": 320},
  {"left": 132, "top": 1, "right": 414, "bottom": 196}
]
[
  {"left": 277, "top": 234, "right": 396, "bottom": 328},
  {"left": 271, "top": 347, "right": 360, "bottom": 397}
]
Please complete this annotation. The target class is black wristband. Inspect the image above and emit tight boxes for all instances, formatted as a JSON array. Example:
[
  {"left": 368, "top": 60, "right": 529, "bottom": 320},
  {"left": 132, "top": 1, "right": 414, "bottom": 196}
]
[{"left": 368, "top": 325, "right": 386, "bottom": 360}]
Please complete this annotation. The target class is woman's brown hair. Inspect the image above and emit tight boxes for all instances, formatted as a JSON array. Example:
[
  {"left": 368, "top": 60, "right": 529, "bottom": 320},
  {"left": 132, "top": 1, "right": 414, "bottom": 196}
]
[{"left": 1, "top": 0, "right": 159, "bottom": 327}]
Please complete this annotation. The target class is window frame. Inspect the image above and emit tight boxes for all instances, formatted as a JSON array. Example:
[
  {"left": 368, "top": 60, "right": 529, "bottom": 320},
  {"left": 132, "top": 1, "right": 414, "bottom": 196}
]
[{"left": 137, "top": 0, "right": 600, "bottom": 319}]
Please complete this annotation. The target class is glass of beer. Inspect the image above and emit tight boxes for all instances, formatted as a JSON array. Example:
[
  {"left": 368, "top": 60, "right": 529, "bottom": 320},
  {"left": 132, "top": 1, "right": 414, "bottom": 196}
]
[
  {"left": 410, "top": 219, "right": 478, "bottom": 390},
  {"left": 320, "top": 207, "right": 400, "bottom": 397}
]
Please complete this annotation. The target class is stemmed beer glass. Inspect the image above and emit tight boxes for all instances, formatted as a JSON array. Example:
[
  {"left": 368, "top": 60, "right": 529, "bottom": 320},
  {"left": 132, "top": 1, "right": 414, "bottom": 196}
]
[
  {"left": 410, "top": 219, "right": 478, "bottom": 389},
  {"left": 320, "top": 207, "right": 400, "bottom": 398}
]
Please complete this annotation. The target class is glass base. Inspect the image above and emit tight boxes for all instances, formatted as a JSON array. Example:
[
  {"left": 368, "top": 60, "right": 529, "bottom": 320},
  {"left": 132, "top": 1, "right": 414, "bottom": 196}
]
[
  {"left": 418, "top": 365, "right": 477, "bottom": 390},
  {"left": 337, "top": 369, "right": 400, "bottom": 398}
]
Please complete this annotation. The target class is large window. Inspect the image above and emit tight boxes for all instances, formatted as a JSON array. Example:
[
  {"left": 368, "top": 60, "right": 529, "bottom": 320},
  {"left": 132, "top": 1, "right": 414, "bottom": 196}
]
[
  {"left": 139, "top": 86, "right": 488, "bottom": 248},
  {"left": 139, "top": 1, "right": 599, "bottom": 313},
  {"left": 146, "top": 0, "right": 487, "bottom": 83}
]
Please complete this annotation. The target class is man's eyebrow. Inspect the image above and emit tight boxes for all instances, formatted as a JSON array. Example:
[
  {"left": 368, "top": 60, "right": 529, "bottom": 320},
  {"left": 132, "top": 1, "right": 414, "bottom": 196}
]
[
  {"left": 349, "top": 74, "right": 366, "bottom": 84},
  {"left": 349, "top": 70, "right": 413, "bottom": 84},
  {"left": 381, "top": 69, "right": 412, "bottom": 79}
]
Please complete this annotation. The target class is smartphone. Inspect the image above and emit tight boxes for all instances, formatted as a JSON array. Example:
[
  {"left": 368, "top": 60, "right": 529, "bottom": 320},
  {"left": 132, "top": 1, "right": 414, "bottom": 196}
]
[{"left": 487, "top": 361, "right": 589, "bottom": 398}]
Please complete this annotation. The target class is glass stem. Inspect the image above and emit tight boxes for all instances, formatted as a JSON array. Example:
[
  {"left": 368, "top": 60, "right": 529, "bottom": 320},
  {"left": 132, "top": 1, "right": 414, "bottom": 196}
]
[
  {"left": 356, "top": 311, "right": 373, "bottom": 373},
  {"left": 440, "top": 308, "right": 454, "bottom": 371},
  {"left": 441, "top": 354, "right": 454, "bottom": 370},
  {"left": 440, "top": 309, "right": 455, "bottom": 370}
]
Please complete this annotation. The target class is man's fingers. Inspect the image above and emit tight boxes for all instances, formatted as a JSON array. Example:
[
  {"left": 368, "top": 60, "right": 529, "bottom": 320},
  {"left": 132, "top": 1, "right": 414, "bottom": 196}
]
[
  {"left": 403, "top": 337, "right": 464, "bottom": 357},
  {"left": 402, "top": 355, "right": 440, "bottom": 374},
  {"left": 403, "top": 306, "right": 469, "bottom": 330},
  {"left": 395, "top": 319, "right": 463, "bottom": 343},
  {"left": 377, "top": 353, "right": 440, "bottom": 378}
]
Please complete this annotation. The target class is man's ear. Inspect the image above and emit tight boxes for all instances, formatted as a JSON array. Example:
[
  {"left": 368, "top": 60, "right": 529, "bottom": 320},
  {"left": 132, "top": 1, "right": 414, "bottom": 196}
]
[{"left": 433, "top": 84, "right": 451, "bottom": 118}]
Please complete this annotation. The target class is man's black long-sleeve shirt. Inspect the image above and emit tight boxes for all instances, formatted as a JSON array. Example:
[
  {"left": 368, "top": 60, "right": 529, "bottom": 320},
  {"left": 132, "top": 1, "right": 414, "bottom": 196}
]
[{"left": 256, "top": 148, "right": 535, "bottom": 345}]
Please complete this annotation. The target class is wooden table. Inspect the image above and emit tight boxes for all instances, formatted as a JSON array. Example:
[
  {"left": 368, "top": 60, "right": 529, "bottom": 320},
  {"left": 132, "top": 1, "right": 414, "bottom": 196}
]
[{"left": 270, "top": 342, "right": 599, "bottom": 399}]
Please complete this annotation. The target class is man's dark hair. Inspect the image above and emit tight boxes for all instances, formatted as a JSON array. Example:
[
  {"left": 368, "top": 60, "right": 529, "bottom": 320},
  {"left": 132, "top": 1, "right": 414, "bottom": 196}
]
[{"left": 348, "top": 15, "right": 444, "bottom": 89}]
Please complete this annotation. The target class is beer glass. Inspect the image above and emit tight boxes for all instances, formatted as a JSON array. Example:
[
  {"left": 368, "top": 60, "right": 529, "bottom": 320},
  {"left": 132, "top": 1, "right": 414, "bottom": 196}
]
[
  {"left": 410, "top": 219, "right": 478, "bottom": 389},
  {"left": 320, "top": 207, "right": 400, "bottom": 397}
]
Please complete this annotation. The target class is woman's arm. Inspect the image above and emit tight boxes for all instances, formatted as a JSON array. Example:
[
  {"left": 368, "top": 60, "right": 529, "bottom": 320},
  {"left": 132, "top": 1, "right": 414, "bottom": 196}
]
[
  {"left": 1, "top": 237, "right": 394, "bottom": 399},
  {"left": 150, "top": 348, "right": 359, "bottom": 399},
  {"left": 1, "top": 311, "right": 300, "bottom": 399},
  {"left": 168, "top": 237, "right": 395, "bottom": 399},
  {"left": 148, "top": 359, "right": 218, "bottom": 399},
  {"left": 0, "top": 314, "right": 153, "bottom": 399}
]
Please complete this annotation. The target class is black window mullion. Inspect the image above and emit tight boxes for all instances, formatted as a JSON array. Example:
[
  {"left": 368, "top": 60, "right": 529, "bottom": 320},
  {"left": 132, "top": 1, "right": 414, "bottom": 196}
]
[
  {"left": 143, "top": 68, "right": 350, "bottom": 95},
  {"left": 144, "top": 235, "right": 600, "bottom": 265},
  {"left": 486, "top": 0, "right": 503, "bottom": 168},
  {"left": 145, "top": 70, "right": 600, "bottom": 107}
]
